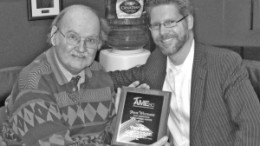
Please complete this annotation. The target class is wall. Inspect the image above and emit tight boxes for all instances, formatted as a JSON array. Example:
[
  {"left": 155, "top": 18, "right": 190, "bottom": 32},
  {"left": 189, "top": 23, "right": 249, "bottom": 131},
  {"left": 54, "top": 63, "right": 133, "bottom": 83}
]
[
  {"left": 0, "top": 0, "right": 105, "bottom": 68},
  {"left": 0, "top": 0, "right": 52, "bottom": 68},
  {"left": 192, "top": 0, "right": 260, "bottom": 61},
  {"left": 193, "top": 0, "right": 260, "bottom": 47}
]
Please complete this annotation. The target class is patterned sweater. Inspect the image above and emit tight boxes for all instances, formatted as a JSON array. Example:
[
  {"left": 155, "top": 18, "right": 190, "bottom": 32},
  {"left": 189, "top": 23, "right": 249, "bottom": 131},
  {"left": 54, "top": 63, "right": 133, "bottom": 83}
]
[{"left": 6, "top": 48, "right": 116, "bottom": 146}]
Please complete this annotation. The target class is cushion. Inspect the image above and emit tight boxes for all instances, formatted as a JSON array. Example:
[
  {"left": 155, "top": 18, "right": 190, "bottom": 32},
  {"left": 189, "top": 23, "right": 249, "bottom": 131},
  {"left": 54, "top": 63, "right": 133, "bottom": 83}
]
[
  {"left": 0, "top": 106, "right": 6, "bottom": 124},
  {"left": 243, "top": 59, "right": 260, "bottom": 99},
  {"left": 0, "top": 66, "right": 22, "bottom": 106},
  {"left": 0, "top": 106, "right": 23, "bottom": 145}
]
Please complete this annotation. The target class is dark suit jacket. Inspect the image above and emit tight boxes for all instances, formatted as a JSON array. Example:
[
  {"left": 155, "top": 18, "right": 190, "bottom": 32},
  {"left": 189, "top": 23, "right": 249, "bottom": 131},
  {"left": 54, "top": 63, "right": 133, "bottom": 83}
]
[{"left": 109, "top": 42, "right": 260, "bottom": 146}]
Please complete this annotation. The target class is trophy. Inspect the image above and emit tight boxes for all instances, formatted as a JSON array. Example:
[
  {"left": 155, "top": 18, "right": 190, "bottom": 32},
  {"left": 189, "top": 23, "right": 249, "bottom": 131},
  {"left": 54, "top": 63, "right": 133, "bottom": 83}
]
[{"left": 112, "top": 87, "right": 171, "bottom": 146}]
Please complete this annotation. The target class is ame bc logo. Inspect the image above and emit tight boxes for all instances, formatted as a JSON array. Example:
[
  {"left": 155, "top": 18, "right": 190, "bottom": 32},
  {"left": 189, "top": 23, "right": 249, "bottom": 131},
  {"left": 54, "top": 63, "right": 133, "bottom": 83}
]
[{"left": 133, "top": 97, "right": 155, "bottom": 108}]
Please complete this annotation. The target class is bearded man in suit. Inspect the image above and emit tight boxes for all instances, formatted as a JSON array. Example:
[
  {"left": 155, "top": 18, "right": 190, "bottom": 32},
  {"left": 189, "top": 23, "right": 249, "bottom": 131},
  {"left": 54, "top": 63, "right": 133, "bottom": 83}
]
[{"left": 109, "top": 0, "right": 260, "bottom": 145}]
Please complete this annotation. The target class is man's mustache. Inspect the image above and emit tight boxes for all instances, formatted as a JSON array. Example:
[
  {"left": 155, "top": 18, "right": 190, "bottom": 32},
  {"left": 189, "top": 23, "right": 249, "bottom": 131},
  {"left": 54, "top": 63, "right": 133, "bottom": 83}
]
[{"left": 159, "top": 34, "right": 178, "bottom": 40}]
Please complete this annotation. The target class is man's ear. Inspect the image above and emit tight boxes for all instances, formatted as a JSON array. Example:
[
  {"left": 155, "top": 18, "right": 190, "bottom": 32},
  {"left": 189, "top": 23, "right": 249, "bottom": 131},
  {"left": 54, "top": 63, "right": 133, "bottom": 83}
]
[
  {"left": 97, "top": 41, "right": 103, "bottom": 50},
  {"left": 187, "top": 14, "right": 194, "bottom": 30},
  {"left": 50, "top": 26, "right": 58, "bottom": 46}
]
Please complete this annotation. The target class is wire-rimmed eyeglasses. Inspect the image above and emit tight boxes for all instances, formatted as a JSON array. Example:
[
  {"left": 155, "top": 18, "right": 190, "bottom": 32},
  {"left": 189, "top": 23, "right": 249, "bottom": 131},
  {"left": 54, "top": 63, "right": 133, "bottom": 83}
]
[
  {"left": 56, "top": 28, "right": 101, "bottom": 49},
  {"left": 149, "top": 15, "right": 188, "bottom": 31}
]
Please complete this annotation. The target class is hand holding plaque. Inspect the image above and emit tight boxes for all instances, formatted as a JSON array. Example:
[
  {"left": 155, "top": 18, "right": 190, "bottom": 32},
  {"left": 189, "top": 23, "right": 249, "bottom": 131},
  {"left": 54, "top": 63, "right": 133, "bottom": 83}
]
[{"left": 112, "top": 87, "right": 171, "bottom": 146}]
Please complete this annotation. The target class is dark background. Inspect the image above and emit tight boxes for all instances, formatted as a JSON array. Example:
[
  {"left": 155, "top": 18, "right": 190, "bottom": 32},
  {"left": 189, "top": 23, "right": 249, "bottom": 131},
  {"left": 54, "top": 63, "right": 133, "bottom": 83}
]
[{"left": 37, "top": 0, "right": 54, "bottom": 8}]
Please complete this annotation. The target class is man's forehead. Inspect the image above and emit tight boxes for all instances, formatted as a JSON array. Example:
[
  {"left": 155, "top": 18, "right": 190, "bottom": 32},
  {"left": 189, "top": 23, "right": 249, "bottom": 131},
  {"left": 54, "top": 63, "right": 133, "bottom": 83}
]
[
  {"left": 60, "top": 9, "right": 99, "bottom": 27},
  {"left": 150, "top": 4, "right": 181, "bottom": 20}
]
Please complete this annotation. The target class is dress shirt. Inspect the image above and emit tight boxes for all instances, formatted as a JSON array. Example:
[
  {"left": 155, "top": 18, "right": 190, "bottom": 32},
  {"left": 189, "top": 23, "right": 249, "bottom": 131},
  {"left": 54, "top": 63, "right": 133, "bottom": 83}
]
[{"left": 163, "top": 40, "right": 194, "bottom": 146}]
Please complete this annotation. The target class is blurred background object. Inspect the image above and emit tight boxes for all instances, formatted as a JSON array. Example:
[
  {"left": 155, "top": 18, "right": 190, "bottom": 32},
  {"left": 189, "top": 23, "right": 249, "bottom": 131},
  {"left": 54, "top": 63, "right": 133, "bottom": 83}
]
[{"left": 99, "top": 0, "right": 150, "bottom": 71}]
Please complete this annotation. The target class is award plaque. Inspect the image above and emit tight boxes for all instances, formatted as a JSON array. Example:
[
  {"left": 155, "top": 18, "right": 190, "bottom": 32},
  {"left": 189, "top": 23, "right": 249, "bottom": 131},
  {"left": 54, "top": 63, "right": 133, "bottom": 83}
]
[{"left": 112, "top": 87, "right": 171, "bottom": 146}]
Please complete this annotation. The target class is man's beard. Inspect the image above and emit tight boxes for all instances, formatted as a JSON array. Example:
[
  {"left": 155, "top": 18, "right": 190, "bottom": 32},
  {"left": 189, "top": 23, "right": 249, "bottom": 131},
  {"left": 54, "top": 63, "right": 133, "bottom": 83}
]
[{"left": 157, "top": 32, "right": 189, "bottom": 56}]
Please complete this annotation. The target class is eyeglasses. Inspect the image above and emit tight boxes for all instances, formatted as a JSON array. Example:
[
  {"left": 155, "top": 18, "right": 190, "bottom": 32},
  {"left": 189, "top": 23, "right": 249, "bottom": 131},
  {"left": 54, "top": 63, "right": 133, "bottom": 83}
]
[
  {"left": 57, "top": 28, "right": 100, "bottom": 49},
  {"left": 149, "top": 15, "right": 187, "bottom": 31}
]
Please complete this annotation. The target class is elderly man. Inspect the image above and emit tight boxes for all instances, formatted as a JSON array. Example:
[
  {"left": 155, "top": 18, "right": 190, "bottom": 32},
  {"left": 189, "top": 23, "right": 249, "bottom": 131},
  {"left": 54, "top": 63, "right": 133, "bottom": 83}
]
[
  {"left": 6, "top": 4, "right": 113, "bottom": 146},
  {"left": 3, "top": 4, "right": 168, "bottom": 146},
  {"left": 110, "top": 0, "right": 260, "bottom": 145}
]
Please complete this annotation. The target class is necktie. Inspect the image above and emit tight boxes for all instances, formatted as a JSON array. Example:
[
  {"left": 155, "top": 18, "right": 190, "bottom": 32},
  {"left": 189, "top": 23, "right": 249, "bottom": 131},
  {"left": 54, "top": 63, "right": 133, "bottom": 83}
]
[
  {"left": 71, "top": 75, "right": 81, "bottom": 91},
  {"left": 69, "top": 76, "right": 81, "bottom": 103}
]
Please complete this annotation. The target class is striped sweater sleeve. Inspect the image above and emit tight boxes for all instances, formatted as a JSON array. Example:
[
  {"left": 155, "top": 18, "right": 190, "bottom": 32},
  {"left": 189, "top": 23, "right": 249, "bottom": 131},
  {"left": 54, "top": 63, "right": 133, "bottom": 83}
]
[{"left": 8, "top": 88, "right": 70, "bottom": 146}]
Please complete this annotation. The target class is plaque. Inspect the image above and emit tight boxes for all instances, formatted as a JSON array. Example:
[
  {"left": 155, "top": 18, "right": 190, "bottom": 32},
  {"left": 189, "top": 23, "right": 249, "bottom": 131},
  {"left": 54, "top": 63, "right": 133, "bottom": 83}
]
[{"left": 112, "top": 87, "right": 171, "bottom": 146}]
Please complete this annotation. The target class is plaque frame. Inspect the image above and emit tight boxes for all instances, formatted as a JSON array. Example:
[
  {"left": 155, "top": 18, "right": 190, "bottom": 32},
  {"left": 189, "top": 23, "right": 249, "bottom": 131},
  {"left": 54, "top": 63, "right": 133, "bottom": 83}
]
[{"left": 112, "top": 87, "right": 171, "bottom": 146}]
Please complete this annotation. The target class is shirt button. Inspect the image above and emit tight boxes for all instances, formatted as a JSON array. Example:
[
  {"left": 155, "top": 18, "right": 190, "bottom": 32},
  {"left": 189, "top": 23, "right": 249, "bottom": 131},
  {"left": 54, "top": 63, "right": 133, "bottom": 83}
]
[{"left": 72, "top": 87, "right": 77, "bottom": 92}]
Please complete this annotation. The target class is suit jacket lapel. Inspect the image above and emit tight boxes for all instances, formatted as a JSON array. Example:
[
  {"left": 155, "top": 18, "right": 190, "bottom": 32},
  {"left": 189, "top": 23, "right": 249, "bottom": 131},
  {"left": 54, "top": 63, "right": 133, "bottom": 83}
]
[{"left": 190, "top": 43, "right": 207, "bottom": 141}]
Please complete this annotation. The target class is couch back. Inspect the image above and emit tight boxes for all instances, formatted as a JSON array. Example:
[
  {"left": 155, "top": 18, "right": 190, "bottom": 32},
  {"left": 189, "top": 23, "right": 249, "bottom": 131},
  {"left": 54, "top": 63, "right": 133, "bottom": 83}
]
[
  {"left": 0, "top": 60, "right": 260, "bottom": 106},
  {"left": 0, "top": 66, "right": 23, "bottom": 106},
  {"left": 243, "top": 60, "right": 260, "bottom": 98}
]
